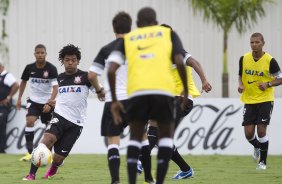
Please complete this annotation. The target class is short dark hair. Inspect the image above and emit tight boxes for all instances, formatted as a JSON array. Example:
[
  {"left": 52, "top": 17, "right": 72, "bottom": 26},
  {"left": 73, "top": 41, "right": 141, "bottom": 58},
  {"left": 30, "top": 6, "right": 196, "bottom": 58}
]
[
  {"left": 251, "top": 32, "right": 264, "bottom": 43},
  {"left": 58, "top": 44, "right": 81, "bottom": 61},
  {"left": 112, "top": 11, "right": 132, "bottom": 34},
  {"left": 35, "top": 44, "right": 46, "bottom": 51},
  {"left": 137, "top": 7, "right": 158, "bottom": 27}
]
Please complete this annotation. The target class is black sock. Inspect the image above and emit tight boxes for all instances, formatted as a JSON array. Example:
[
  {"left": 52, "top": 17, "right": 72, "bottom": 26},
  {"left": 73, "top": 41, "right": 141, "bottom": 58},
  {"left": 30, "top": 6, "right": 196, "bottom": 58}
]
[
  {"left": 29, "top": 163, "right": 39, "bottom": 175},
  {"left": 171, "top": 145, "right": 190, "bottom": 172},
  {"left": 108, "top": 147, "right": 120, "bottom": 183},
  {"left": 147, "top": 126, "right": 158, "bottom": 150},
  {"left": 249, "top": 136, "right": 260, "bottom": 148},
  {"left": 25, "top": 130, "right": 34, "bottom": 154},
  {"left": 140, "top": 145, "right": 153, "bottom": 181},
  {"left": 259, "top": 141, "right": 269, "bottom": 164},
  {"left": 156, "top": 146, "right": 173, "bottom": 184},
  {"left": 127, "top": 145, "right": 140, "bottom": 184}
]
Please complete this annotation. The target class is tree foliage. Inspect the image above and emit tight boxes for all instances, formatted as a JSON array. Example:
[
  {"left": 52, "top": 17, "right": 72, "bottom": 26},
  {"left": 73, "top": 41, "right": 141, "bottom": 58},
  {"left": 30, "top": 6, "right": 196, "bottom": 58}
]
[
  {"left": 189, "top": 0, "right": 274, "bottom": 34},
  {"left": 187, "top": 0, "right": 275, "bottom": 97},
  {"left": 0, "top": 0, "right": 9, "bottom": 63}
]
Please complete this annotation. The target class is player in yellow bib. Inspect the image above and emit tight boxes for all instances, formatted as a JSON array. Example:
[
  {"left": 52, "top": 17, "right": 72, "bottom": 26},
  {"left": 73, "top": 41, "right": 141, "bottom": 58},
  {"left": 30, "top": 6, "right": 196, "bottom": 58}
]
[
  {"left": 147, "top": 24, "right": 212, "bottom": 180},
  {"left": 238, "top": 32, "right": 282, "bottom": 170},
  {"left": 108, "top": 7, "right": 188, "bottom": 184}
]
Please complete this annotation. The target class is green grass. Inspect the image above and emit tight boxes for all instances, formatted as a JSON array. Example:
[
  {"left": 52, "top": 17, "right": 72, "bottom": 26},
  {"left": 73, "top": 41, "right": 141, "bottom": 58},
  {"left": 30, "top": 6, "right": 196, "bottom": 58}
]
[{"left": 0, "top": 154, "right": 282, "bottom": 184}]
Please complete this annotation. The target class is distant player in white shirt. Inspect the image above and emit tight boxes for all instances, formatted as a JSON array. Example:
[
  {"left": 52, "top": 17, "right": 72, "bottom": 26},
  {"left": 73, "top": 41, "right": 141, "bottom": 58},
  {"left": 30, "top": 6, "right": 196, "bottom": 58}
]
[
  {"left": 17, "top": 44, "right": 58, "bottom": 162},
  {"left": 23, "top": 44, "right": 92, "bottom": 181}
]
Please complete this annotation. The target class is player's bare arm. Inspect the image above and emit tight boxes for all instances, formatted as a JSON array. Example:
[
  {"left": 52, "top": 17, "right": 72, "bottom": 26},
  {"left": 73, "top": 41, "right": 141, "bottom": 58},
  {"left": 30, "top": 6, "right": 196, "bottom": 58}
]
[
  {"left": 186, "top": 57, "right": 212, "bottom": 93},
  {"left": 88, "top": 71, "right": 105, "bottom": 101},
  {"left": 238, "top": 76, "right": 244, "bottom": 93},
  {"left": 16, "top": 80, "right": 27, "bottom": 110}
]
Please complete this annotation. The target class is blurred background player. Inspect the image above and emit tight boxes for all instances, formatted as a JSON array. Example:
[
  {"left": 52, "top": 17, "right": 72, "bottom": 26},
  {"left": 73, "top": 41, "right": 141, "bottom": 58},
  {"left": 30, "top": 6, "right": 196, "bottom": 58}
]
[
  {"left": 238, "top": 32, "right": 282, "bottom": 170},
  {"left": 17, "top": 44, "right": 58, "bottom": 161},
  {"left": 23, "top": 44, "right": 93, "bottom": 180},
  {"left": 108, "top": 7, "right": 188, "bottom": 184},
  {"left": 88, "top": 11, "right": 154, "bottom": 184},
  {"left": 147, "top": 24, "right": 212, "bottom": 180},
  {"left": 0, "top": 61, "right": 19, "bottom": 153}
]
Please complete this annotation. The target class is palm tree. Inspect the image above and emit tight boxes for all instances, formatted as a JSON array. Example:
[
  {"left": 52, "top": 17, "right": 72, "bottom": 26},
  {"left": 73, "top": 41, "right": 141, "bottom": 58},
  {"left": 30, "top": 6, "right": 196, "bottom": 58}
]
[{"left": 188, "top": 0, "right": 275, "bottom": 97}]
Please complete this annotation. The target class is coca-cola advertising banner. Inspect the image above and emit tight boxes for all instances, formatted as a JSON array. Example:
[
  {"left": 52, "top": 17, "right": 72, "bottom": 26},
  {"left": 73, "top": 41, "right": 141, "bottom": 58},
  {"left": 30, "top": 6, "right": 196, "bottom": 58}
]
[{"left": 5, "top": 98, "right": 282, "bottom": 155}]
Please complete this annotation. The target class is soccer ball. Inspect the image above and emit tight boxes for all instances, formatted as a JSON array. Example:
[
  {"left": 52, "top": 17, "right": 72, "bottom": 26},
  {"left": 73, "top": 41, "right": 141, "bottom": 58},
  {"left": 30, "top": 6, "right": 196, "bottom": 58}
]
[{"left": 31, "top": 144, "right": 52, "bottom": 167}]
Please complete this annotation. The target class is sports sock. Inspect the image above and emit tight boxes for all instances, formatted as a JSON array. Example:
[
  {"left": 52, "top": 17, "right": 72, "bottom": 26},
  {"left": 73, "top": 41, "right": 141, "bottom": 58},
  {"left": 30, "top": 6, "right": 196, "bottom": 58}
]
[
  {"left": 140, "top": 140, "right": 153, "bottom": 181},
  {"left": 156, "top": 138, "right": 173, "bottom": 184},
  {"left": 248, "top": 135, "right": 260, "bottom": 148},
  {"left": 108, "top": 144, "right": 120, "bottom": 184},
  {"left": 171, "top": 145, "right": 190, "bottom": 172},
  {"left": 147, "top": 126, "right": 158, "bottom": 150},
  {"left": 29, "top": 163, "right": 39, "bottom": 175},
  {"left": 258, "top": 136, "right": 269, "bottom": 164},
  {"left": 127, "top": 141, "right": 141, "bottom": 184},
  {"left": 25, "top": 127, "right": 35, "bottom": 154}
]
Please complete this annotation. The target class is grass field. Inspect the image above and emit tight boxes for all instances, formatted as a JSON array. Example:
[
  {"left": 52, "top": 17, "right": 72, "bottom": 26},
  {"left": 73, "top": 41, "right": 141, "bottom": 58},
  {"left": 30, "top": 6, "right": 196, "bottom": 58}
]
[{"left": 0, "top": 154, "right": 281, "bottom": 184}]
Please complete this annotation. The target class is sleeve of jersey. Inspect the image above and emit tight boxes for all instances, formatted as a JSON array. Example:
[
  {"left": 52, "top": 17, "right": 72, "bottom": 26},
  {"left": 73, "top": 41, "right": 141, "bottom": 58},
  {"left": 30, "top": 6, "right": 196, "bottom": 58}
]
[
  {"left": 171, "top": 31, "right": 184, "bottom": 57},
  {"left": 107, "top": 51, "right": 125, "bottom": 65},
  {"left": 89, "top": 49, "right": 106, "bottom": 75},
  {"left": 50, "top": 66, "right": 58, "bottom": 86},
  {"left": 183, "top": 52, "right": 192, "bottom": 65},
  {"left": 21, "top": 65, "right": 30, "bottom": 81},
  {"left": 269, "top": 58, "right": 282, "bottom": 78},
  {"left": 51, "top": 78, "right": 58, "bottom": 86},
  {"left": 238, "top": 56, "right": 243, "bottom": 76},
  {"left": 4, "top": 73, "right": 17, "bottom": 87}
]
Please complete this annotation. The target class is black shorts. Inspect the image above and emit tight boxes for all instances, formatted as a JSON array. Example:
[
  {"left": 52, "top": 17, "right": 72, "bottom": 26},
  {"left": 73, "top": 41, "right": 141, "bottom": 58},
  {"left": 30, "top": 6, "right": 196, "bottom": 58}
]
[
  {"left": 242, "top": 101, "right": 273, "bottom": 126},
  {"left": 101, "top": 100, "right": 128, "bottom": 136},
  {"left": 127, "top": 95, "right": 175, "bottom": 124},
  {"left": 175, "top": 96, "right": 193, "bottom": 128},
  {"left": 26, "top": 99, "right": 53, "bottom": 125},
  {"left": 45, "top": 113, "right": 83, "bottom": 157}
]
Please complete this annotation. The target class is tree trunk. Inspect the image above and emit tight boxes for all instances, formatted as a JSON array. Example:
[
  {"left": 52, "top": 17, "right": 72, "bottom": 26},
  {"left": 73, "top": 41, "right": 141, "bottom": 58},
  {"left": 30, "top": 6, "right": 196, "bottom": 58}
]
[
  {"left": 222, "top": 73, "right": 229, "bottom": 97},
  {"left": 222, "top": 31, "right": 229, "bottom": 97}
]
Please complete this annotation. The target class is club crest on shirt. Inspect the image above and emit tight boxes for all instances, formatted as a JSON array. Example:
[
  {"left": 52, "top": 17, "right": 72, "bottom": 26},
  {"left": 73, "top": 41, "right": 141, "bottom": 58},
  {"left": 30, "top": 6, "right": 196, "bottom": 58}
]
[
  {"left": 74, "top": 76, "right": 82, "bottom": 84},
  {"left": 43, "top": 70, "right": 49, "bottom": 78}
]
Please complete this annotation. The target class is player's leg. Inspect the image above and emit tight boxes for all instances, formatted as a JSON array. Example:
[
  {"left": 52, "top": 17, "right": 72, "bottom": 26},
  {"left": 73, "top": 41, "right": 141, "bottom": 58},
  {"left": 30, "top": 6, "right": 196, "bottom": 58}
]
[
  {"left": 256, "top": 101, "right": 273, "bottom": 169},
  {"left": 140, "top": 132, "right": 154, "bottom": 183},
  {"left": 44, "top": 113, "right": 83, "bottom": 179},
  {"left": 157, "top": 122, "right": 174, "bottom": 184},
  {"left": 20, "top": 100, "right": 42, "bottom": 161},
  {"left": 102, "top": 101, "right": 127, "bottom": 184},
  {"left": 256, "top": 124, "right": 268, "bottom": 169},
  {"left": 150, "top": 95, "right": 175, "bottom": 184},
  {"left": 107, "top": 136, "right": 121, "bottom": 184},
  {"left": 147, "top": 120, "right": 159, "bottom": 150},
  {"left": 171, "top": 97, "right": 194, "bottom": 179},
  {"left": 0, "top": 105, "right": 9, "bottom": 153},
  {"left": 128, "top": 121, "right": 146, "bottom": 184},
  {"left": 242, "top": 104, "right": 260, "bottom": 161},
  {"left": 22, "top": 131, "right": 57, "bottom": 180},
  {"left": 126, "top": 96, "right": 149, "bottom": 184},
  {"left": 244, "top": 124, "right": 259, "bottom": 161}
]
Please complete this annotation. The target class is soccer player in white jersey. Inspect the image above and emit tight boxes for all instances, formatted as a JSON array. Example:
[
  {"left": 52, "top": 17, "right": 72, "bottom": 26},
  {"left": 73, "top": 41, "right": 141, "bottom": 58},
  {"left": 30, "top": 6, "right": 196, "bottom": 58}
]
[
  {"left": 88, "top": 12, "right": 154, "bottom": 184},
  {"left": 17, "top": 44, "right": 58, "bottom": 161},
  {"left": 23, "top": 44, "right": 92, "bottom": 180}
]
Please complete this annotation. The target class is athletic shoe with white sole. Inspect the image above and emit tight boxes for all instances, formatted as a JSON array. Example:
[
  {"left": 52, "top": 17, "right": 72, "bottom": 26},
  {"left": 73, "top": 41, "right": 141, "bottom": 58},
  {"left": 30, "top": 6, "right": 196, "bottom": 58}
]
[
  {"left": 256, "top": 162, "right": 267, "bottom": 170},
  {"left": 172, "top": 168, "right": 194, "bottom": 180}
]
